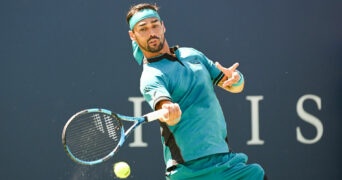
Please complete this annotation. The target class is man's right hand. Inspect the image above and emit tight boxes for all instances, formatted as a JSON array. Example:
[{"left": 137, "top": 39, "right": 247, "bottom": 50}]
[{"left": 156, "top": 100, "right": 182, "bottom": 126}]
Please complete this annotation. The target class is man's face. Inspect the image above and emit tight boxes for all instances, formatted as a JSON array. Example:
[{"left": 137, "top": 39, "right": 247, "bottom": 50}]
[{"left": 129, "top": 17, "right": 165, "bottom": 53}]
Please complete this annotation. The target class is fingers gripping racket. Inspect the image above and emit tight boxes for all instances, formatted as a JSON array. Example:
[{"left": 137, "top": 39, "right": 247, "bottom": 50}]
[{"left": 62, "top": 108, "right": 167, "bottom": 165}]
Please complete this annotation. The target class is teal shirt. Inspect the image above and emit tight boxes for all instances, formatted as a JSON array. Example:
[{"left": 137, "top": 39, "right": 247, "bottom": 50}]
[{"left": 140, "top": 47, "right": 229, "bottom": 169}]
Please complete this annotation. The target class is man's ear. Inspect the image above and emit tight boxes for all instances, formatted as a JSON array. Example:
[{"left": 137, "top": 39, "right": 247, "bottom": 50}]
[
  {"left": 161, "top": 21, "right": 166, "bottom": 33},
  {"left": 128, "top": 30, "right": 136, "bottom": 41}
]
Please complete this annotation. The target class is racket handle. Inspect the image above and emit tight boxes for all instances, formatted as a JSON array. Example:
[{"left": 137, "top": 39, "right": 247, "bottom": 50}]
[{"left": 145, "top": 109, "right": 168, "bottom": 122}]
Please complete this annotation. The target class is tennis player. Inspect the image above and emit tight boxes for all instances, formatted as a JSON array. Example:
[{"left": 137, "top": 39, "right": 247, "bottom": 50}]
[{"left": 126, "top": 3, "right": 266, "bottom": 179}]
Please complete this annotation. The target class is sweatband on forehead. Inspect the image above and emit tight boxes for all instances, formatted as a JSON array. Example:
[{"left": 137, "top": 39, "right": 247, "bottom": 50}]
[{"left": 129, "top": 9, "right": 161, "bottom": 30}]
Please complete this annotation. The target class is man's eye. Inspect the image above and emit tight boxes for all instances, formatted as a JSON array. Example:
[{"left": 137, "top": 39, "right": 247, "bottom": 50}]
[{"left": 140, "top": 28, "right": 146, "bottom": 31}]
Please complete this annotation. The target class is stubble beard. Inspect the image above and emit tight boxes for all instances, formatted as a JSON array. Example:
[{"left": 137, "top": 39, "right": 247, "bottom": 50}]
[{"left": 140, "top": 36, "right": 165, "bottom": 53}]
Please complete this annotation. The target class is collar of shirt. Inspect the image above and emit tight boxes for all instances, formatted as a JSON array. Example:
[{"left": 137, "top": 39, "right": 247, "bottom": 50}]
[{"left": 144, "top": 46, "right": 184, "bottom": 66}]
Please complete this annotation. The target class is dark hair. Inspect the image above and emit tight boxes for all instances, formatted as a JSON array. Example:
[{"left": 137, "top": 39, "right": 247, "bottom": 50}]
[{"left": 126, "top": 3, "right": 159, "bottom": 24}]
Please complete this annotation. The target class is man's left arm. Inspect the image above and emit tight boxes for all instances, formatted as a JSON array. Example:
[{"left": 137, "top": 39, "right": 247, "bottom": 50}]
[{"left": 215, "top": 62, "right": 245, "bottom": 93}]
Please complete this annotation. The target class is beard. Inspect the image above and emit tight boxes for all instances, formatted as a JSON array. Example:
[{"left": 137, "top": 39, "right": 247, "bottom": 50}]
[{"left": 138, "top": 36, "right": 165, "bottom": 53}]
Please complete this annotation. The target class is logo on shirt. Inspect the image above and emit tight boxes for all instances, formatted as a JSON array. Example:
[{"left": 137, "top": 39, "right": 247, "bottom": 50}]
[{"left": 189, "top": 59, "right": 201, "bottom": 64}]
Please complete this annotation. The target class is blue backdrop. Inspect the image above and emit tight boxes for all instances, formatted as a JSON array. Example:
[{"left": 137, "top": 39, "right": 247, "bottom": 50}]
[{"left": 1, "top": 0, "right": 341, "bottom": 179}]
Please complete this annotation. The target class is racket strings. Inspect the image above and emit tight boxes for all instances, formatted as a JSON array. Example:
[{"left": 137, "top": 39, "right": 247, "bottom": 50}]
[{"left": 65, "top": 112, "right": 123, "bottom": 162}]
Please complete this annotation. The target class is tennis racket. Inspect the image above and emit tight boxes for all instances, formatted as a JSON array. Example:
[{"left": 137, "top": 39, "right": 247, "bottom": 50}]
[{"left": 62, "top": 108, "right": 167, "bottom": 165}]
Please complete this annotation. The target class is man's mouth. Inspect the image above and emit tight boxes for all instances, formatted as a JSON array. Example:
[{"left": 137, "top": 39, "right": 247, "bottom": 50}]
[{"left": 148, "top": 37, "right": 159, "bottom": 44}]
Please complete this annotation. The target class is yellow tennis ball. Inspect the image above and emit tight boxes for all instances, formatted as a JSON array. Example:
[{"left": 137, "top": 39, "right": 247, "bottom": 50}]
[{"left": 113, "top": 161, "right": 131, "bottom": 179}]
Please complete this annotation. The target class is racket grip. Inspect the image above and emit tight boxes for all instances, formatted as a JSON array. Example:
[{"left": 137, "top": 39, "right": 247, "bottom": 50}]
[{"left": 145, "top": 109, "right": 168, "bottom": 122}]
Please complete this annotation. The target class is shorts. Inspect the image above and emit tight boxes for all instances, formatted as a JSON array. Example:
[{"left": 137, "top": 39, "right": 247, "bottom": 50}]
[{"left": 166, "top": 152, "right": 264, "bottom": 180}]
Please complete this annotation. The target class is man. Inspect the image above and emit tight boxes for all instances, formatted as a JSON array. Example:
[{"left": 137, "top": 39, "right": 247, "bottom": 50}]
[{"left": 126, "top": 3, "right": 266, "bottom": 180}]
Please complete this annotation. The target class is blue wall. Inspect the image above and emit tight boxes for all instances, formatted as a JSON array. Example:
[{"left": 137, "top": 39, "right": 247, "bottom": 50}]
[{"left": 1, "top": 0, "right": 341, "bottom": 179}]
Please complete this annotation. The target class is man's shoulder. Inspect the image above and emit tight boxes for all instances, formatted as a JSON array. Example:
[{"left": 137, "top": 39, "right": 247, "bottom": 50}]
[
  {"left": 176, "top": 47, "right": 204, "bottom": 59},
  {"left": 177, "top": 47, "right": 200, "bottom": 54}
]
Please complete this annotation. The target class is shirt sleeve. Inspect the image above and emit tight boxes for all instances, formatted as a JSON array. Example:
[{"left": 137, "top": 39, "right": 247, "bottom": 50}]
[
  {"left": 196, "top": 50, "right": 224, "bottom": 85},
  {"left": 140, "top": 69, "right": 172, "bottom": 110}
]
